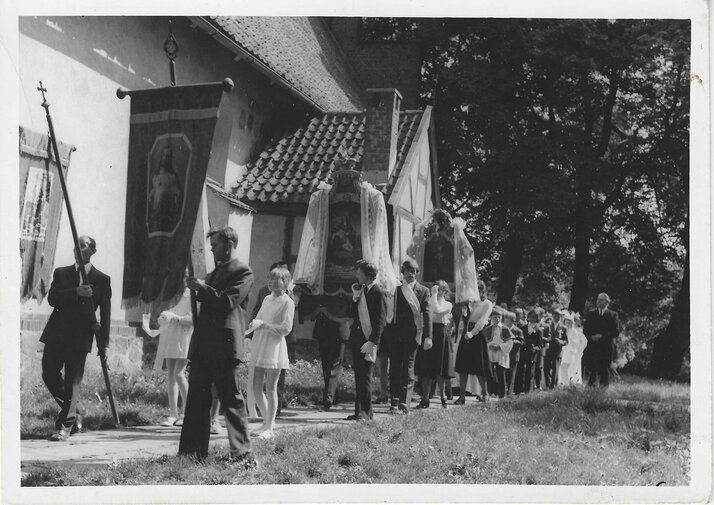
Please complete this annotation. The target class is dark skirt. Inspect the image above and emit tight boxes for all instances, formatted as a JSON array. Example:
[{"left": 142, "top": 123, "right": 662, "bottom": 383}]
[
  {"left": 415, "top": 323, "right": 454, "bottom": 379},
  {"left": 454, "top": 331, "right": 492, "bottom": 379}
]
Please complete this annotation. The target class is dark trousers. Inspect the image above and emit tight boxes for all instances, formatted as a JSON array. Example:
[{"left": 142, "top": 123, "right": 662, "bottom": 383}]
[
  {"left": 350, "top": 340, "right": 374, "bottom": 419},
  {"left": 42, "top": 342, "right": 87, "bottom": 429},
  {"left": 388, "top": 336, "right": 418, "bottom": 409},
  {"left": 515, "top": 355, "right": 534, "bottom": 394},
  {"left": 506, "top": 361, "right": 519, "bottom": 395},
  {"left": 277, "top": 341, "right": 296, "bottom": 409},
  {"left": 544, "top": 355, "right": 561, "bottom": 389},
  {"left": 533, "top": 353, "right": 544, "bottom": 388},
  {"left": 179, "top": 355, "right": 251, "bottom": 460},
  {"left": 492, "top": 364, "right": 508, "bottom": 398},
  {"left": 318, "top": 337, "right": 346, "bottom": 405},
  {"left": 587, "top": 357, "right": 611, "bottom": 387}
]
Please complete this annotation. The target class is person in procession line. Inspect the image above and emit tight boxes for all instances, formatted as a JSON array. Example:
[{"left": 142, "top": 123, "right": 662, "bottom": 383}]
[
  {"left": 249, "top": 260, "right": 297, "bottom": 418},
  {"left": 141, "top": 288, "right": 192, "bottom": 427},
  {"left": 583, "top": 292, "right": 620, "bottom": 387},
  {"left": 346, "top": 260, "right": 388, "bottom": 420},
  {"left": 41, "top": 235, "right": 111, "bottom": 441},
  {"left": 415, "top": 280, "right": 454, "bottom": 409},
  {"left": 247, "top": 266, "right": 295, "bottom": 438},
  {"left": 178, "top": 226, "right": 255, "bottom": 467},
  {"left": 388, "top": 259, "right": 431, "bottom": 414}
]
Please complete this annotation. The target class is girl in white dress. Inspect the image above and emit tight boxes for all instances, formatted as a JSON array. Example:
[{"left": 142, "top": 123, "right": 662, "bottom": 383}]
[
  {"left": 141, "top": 290, "right": 192, "bottom": 426},
  {"left": 247, "top": 267, "right": 295, "bottom": 438},
  {"left": 559, "top": 311, "right": 586, "bottom": 385}
]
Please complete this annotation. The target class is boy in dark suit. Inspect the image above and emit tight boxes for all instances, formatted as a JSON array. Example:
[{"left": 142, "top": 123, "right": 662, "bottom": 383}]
[
  {"left": 515, "top": 309, "right": 544, "bottom": 394},
  {"left": 503, "top": 311, "right": 524, "bottom": 395},
  {"left": 583, "top": 293, "right": 620, "bottom": 387},
  {"left": 388, "top": 259, "right": 431, "bottom": 414},
  {"left": 544, "top": 309, "right": 568, "bottom": 389},
  {"left": 41, "top": 235, "right": 111, "bottom": 441},
  {"left": 346, "top": 259, "right": 387, "bottom": 420}
]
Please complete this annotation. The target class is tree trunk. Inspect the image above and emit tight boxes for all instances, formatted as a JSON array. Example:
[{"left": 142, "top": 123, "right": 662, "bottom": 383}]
[
  {"left": 569, "top": 173, "right": 592, "bottom": 315},
  {"left": 649, "top": 257, "right": 689, "bottom": 379},
  {"left": 496, "top": 234, "right": 524, "bottom": 307}
]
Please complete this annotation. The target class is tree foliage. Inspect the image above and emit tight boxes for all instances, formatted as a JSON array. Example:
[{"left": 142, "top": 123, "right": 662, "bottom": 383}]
[{"left": 364, "top": 17, "right": 690, "bottom": 376}]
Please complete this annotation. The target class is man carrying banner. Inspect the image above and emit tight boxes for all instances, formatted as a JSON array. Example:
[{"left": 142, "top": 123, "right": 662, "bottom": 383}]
[
  {"left": 178, "top": 226, "right": 256, "bottom": 467},
  {"left": 40, "top": 235, "right": 111, "bottom": 441},
  {"left": 388, "top": 259, "right": 432, "bottom": 414}
]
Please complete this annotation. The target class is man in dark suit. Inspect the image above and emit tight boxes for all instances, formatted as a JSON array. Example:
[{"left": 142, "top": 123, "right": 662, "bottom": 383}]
[
  {"left": 179, "top": 226, "right": 256, "bottom": 466},
  {"left": 544, "top": 309, "right": 568, "bottom": 389},
  {"left": 388, "top": 259, "right": 431, "bottom": 414},
  {"left": 346, "top": 259, "right": 387, "bottom": 420},
  {"left": 583, "top": 292, "right": 620, "bottom": 387},
  {"left": 251, "top": 260, "right": 296, "bottom": 415},
  {"left": 41, "top": 235, "right": 111, "bottom": 441}
]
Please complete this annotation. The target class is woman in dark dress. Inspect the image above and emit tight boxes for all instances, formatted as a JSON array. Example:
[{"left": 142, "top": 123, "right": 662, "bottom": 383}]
[
  {"left": 415, "top": 281, "right": 454, "bottom": 408},
  {"left": 454, "top": 303, "right": 493, "bottom": 403}
]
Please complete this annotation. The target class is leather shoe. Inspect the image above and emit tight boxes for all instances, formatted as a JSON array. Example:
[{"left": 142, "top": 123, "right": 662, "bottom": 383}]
[
  {"left": 345, "top": 414, "right": 361, "bottom": 421},
  {"left": 50, "top": 428, "right": 70, "bottom": 441},
  {"left": 453, "top": 397, "right": 466, "bottom": 405},
  {"left": 415, "top": 400, "right": 429, "bottom": 409}
]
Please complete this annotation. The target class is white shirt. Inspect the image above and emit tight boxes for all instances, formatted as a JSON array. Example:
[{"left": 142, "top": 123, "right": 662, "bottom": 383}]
[
  {"left": 365, "top": 280, "right": 378, "bottom": 293},
  {"left": 74, "top": 263, "right": 93, "bottom": 284}
]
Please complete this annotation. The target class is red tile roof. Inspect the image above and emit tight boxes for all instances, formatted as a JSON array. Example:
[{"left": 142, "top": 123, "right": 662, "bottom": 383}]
[
  {"left": 204, "top": 17, "right": 366, "bottom": 112},
  {"left": 232, "top": 111, "right": 425, "bottom": 204}
]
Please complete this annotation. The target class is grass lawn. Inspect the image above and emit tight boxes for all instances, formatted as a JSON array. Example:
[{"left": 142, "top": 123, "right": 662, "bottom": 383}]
[{"left": 21, "top": 339, "right": 690, "bottom": 485}]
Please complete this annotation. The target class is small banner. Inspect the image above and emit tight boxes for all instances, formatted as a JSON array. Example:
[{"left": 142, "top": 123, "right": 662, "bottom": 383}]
[
  {"left": 19, "top": 126, "right": 74, "bottom": 303},
  {"left": 121, "top": 84, "right": 225, "bottom": 316}
]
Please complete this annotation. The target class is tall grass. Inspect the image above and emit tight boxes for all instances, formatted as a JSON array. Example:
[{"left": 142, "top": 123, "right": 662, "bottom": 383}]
[{"left": 22, "top": 384, "right": 690, "bottom": 486}]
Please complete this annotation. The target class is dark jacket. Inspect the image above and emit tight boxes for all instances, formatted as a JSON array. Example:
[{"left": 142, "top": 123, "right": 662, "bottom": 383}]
[
  {"left": 583, "top": 307, "right": 620, "bottom": 362},
  {"left": 188, "top": 258, "right": 254, "bottom": 362},
  {"left": 391, "top": 282, "right": 432, "bottom": 345},
  {"left": 519, "top": 324, "right": 544, "bottom": 360},
  {"left": 40, "top": 265, "right": 112, "bottom": 353},
  {"left": 348, "top": 283, "right": 388, "bottom": 346},
  {"left": 508, "top": 325, "right": 525, "bottom": 366},
  {"left": 546, "top": 324, "right": 569, "bottom": 358}
]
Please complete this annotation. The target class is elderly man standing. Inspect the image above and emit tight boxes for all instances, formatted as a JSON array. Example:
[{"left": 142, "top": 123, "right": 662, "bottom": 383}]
[
  {"left": 179, "top": 226, "right": 256, "bottom": 467},
  {"left": 583, "top": 293, "right": 620, "bottom": 387},
  {"left": 41, "top": 235, "right": 111, "bottom": 441}
]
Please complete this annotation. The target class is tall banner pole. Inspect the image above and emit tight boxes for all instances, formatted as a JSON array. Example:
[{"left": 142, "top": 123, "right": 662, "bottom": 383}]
[
  {"left": 162, "top": 19, "right": 208, "bottom": 325},
  {"left": 37, "top": 82, "right": 121, "bottom": 426}
]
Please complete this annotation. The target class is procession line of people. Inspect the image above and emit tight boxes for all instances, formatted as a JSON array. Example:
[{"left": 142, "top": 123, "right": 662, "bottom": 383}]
[{"left": 38, "top": 227, "right": 619, "bottom": 473}]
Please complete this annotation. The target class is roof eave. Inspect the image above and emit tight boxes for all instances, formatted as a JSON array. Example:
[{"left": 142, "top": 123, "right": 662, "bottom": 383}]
[{"left": 188, "top": 16, "right": 325, "bottom": 113}]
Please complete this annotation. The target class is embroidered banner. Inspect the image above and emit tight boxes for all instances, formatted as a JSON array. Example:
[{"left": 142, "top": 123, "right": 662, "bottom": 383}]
[
  {"left": 121, "top": 84, "right": 225, "bottom": 316},
  {"left": 19, "top": 126, "right": 74, "bottom": 303}
]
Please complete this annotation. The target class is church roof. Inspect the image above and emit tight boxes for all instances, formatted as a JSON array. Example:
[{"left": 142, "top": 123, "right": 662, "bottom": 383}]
[
  {"left": 232, "top": 110, "right": 425, "bottom": 204},
  {"left": 201, "top": 16, "right": 366, "bottom": 112}
]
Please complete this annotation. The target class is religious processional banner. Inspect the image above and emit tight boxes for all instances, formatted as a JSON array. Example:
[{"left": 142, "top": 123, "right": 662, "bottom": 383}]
[
  {"left": 121, "top": 84, "right": 224, "bottom": 316},
  {"left": 19, "top": 126, "right": 74, "bottom": 303}
]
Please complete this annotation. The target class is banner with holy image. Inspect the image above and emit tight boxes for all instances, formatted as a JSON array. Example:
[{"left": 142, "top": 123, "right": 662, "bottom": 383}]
[
  {"left": 19, "top": 126, "right": 74, "bottom": 303},
  {"left": 294, "top": 167, "right": 398, "bottom": 321},
  {"left": 121, "top": 84, "right": 226, "bottom": 316}
]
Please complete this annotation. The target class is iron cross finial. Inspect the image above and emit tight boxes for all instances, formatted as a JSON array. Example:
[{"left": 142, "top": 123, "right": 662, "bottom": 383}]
[{"left": 37, "top": 81, "right": 48, "bottom": 101}]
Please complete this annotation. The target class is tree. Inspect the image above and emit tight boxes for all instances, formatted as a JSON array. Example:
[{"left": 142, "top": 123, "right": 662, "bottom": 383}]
[{"left": 363, "top": 18, "right": 690, "bottom": 373}]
